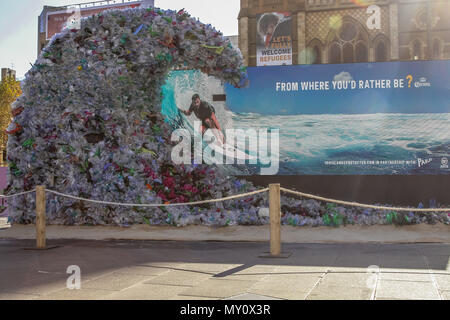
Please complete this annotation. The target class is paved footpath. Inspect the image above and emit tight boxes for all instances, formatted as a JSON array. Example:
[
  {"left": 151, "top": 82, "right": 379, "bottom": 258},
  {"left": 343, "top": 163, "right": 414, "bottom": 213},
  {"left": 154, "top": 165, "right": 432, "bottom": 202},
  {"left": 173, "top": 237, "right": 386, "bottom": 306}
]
[{"left": 0, "top": 239, "right": 448, "bottom": 300}]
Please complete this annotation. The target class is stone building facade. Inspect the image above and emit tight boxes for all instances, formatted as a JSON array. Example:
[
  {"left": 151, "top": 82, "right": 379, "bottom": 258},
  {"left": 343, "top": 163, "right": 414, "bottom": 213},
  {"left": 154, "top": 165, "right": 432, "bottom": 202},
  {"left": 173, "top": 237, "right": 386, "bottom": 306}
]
[
  {"left": 1, "top": 68, "right": 16, "bottom": 82},
  {"left": 238, "top": 0, "right": 450, "bottom": 66}
]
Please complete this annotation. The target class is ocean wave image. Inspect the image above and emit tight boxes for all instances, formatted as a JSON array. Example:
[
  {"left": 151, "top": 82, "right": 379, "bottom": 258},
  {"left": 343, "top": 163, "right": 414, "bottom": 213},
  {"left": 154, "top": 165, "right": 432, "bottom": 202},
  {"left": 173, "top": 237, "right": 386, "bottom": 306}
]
[
  {"left": 163, "top": 69, "right": 450, "bottom": 175},
  {"left": 233, "top": 112, "right": 450, "bottom": 175}
]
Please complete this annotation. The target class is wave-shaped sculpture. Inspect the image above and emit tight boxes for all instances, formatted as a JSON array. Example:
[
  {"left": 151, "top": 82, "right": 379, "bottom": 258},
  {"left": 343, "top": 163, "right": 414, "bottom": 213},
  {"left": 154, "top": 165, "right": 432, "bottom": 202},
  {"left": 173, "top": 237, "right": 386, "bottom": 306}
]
[{"left": 5, "top": 7, "right": 261, "bottom": 226}]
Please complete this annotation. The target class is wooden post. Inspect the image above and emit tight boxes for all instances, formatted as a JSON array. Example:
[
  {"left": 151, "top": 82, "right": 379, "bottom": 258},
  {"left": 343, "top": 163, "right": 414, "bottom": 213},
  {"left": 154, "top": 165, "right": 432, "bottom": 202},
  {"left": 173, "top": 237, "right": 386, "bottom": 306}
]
[
  {"left": 36, "top": 185, "right": 46, "bottom": 249},
  {"left": 269, "top": 183, "right": 281, "bottom": 256}
]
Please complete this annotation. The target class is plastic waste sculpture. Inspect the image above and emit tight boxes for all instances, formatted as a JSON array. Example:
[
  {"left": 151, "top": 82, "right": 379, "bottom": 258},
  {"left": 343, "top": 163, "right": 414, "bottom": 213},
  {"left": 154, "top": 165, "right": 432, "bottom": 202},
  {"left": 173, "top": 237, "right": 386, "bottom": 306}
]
[{"left": 6, "top": 7, "right": 255, "bottom": 225}]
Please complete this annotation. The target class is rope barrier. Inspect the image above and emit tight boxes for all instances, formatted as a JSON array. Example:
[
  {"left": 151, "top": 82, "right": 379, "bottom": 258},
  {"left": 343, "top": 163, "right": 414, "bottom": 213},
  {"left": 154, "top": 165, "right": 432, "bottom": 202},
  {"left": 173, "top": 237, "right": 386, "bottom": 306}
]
[
  {"left": 3, "top": 184, "right": 448, "bottom": 253},
  {"left": 0, "top": 186, "right": 448, "bottom": 213},
  {"left": 0, "top": 189, "right": 36, "bottom": 199},
  {"left": 45, "top": 188, "right": 269, "bottom": 207},
  {"left": 280, "top": 187, "right": 450, "bottom": 213}
]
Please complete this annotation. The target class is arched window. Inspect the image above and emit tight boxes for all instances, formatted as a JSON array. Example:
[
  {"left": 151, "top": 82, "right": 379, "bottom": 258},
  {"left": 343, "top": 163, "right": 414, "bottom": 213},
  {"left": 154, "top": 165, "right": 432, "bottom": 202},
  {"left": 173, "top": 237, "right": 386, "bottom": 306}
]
[
  {"left": 343, "top": 43, "right": 354, "bottom": 63},
  {"left": 375, "top": 41, "right": 387, "bottom": 62},
  {"left": 306, "top": 39, "right": 323, "bottom": 64},
  {"left": 329, "top": 43, "right": 341, "bottom": 64},
  {"left": 326, "top": 17, "right": 369, "bottom": 64},
  {"left": 413, "top": 40, "right": 422, "bottom": 60},
  {"left": 313, "top": 45, "right": 321, "bottom": 64},
  {"left": 340, "top": 23, "right": 357, "bottom": 42},
  {"left": 432, "top": 39, "right": 441, "bottom": 59},
  {"left": 356, "top": 42, "right": 368, "bottom": 62}
]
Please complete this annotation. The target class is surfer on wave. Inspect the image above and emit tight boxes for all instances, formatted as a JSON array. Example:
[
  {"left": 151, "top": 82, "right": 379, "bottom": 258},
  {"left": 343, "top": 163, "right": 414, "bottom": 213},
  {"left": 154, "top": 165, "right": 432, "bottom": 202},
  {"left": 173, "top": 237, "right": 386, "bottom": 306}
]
[{"left": 179, "top": 94, "right": 225, "bottom": 144}]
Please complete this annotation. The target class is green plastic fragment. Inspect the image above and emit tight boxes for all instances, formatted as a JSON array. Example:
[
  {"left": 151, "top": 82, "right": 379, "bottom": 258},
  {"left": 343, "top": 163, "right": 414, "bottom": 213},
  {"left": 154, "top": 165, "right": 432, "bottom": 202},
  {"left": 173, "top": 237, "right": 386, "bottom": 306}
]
[
  {"left": 156, "top": 54, "right": 165, "bottom": 62},
  {"left": 22, "top": 138, "right": 34, "bottom": 148},
  {"left": 143, "top": 217, "right": 151, "bottom": 226}
]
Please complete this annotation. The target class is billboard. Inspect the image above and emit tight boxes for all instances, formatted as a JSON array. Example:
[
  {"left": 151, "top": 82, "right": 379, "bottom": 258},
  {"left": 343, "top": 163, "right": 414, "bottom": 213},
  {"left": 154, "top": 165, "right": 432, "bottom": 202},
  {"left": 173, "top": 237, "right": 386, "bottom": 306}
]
[
  {"left": 224, "top": 60, "right": 450, "bottom": 175},
  {"left": 46, "top": 1, "right": 149, "bottom": 40},
  {"left": 256, "top": 12, "right": 292, "bottom": 66}
]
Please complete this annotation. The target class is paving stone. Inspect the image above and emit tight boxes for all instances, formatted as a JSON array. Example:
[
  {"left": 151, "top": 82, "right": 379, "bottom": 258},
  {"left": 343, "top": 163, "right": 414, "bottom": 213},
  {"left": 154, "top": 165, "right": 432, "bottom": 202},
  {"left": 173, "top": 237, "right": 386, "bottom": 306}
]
[
  {"left": 327, "top": 266, "right": 374, "bottom": 273},
  {"left": 379, "top": 272, "right": 432, "bottom": 282},
  {"left": 319, "top": 273, "right": 373, "bottom": 288},
  {"left": 1, "top": 240, "right": 448, "bottom": 300},
  {"left": 81, "top": 272, "right": 152, "bottom": 291},
  {"left": 441, "top": 290, "right": 450, "bottom": 300},
  {"left": 287, "top": 254, "right": 339, "bottom": 267},
  {"left": 169, "top": 295, "right": 215, "bottom": 300},
  {"left": 145, "top": 269, "right": 212, "bottom": 287},
  {"left": 422, "top": 256, "right": 450, "bottom": 271},
  {"left": 137, "top": 261, "right": 192, "bottom": 270},
  {"left": 417, "top": 245, "right": 450, "bottom": 256},
  {"left": 247, "top": 288, "right": 308, "bottom": 300},
  {"left": 105, "top": 283, "right": 186, "bottom": 300},
  {"left": 333, "top": 254, "right": 380, "bottom": 269},
  {"left": 0, "top": 292, "right": 39, "bottom": 300},
  {"left": 376, "top": 280, "right": 440, "bottom": 300},
  {"left": 213, "top": 265, "right": 277, "bottom": 281},
  {"left": 0, "top": 273, "right": 68, "bottom": 296},
  {"left": 36, "top": 288, "right": 114, "bottom": 300},
  {"left": 433, "top": 274, "right": 450, "bottom": 290},
  {"left": 378, "top": 256, "right": 428, "bottom": 270},
  {"left": 376, "top": 297, "right": 414, "bottom": 300},
  {"left": 380, "top": 267, "right": 430, "bottom": 274},
  {"left": 225, "top": 293, "right": 282, "bottom": 300},
  {"left": 179, "top": 279, "right": 255, "bottom": 299},
  {"left": 114, "top": 265, "right": 171, "bottom": 277},
  {"left": 306, "top": 284, "right": 373, "bottom": 300},
  {"left": 248, "top": 274, "right": 320, "bottom": 300},
  {"left": 181, "top": 263, "right": 243, "bottom": 273},
  {"left": 272, "top": 265, "right": 328, "bottom": 274}
]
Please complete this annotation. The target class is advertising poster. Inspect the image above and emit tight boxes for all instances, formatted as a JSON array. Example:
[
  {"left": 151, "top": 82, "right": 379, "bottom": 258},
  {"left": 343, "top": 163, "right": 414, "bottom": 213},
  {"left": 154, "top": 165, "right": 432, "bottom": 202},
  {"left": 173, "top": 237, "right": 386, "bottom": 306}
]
[
  {"left": 256, "top": 12, "right": 292, "bottom": 66},
  {"left": 224, "top": 60, "right": 450, "bottom": 175}
]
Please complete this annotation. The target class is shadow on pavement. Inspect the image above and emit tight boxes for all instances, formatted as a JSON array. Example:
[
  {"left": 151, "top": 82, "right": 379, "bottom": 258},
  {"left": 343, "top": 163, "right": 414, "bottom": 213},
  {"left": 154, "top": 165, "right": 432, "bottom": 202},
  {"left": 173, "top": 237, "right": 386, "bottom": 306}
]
[{"left": 0, "top": 239, "right": 448, "bottom": 299}]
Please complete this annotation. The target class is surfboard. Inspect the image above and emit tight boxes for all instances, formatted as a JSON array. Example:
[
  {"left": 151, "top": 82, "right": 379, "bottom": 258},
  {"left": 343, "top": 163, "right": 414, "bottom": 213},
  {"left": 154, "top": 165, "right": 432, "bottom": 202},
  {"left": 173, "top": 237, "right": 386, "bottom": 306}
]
[
  {"left": 206, "top": 137, "right": 257, "bottom": 161},
  {"left": 178, "top": 110, "right": 256, "bottom": 161}
]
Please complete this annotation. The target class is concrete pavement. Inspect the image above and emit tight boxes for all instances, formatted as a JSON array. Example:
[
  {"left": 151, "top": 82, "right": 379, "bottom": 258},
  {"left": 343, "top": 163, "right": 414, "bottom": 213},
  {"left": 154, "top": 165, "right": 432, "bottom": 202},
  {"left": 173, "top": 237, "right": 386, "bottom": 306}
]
[
  {"left": 2, "top": 223, "right": 449, "bottom": 243},
  {"left": 0, "top": 239, "right": 448, "bottom": 300}
]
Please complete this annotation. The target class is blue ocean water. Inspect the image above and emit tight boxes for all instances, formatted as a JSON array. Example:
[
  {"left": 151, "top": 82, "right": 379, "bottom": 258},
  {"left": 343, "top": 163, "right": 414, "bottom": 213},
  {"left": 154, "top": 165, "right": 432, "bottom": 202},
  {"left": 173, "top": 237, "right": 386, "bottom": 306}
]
[
  {"left": 162, "top": 71, "right": 450, "bottom": 175},
  {"left": 233, "top": 112, "right": 450, "bottom": 175}
]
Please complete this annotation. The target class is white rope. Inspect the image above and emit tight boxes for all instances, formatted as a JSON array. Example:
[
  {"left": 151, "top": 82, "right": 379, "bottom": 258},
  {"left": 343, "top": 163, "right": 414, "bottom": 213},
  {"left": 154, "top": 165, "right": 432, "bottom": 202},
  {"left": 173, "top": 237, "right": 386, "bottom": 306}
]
[
  {"left": 0, "top": 189, "right": 36, "bottom": 199},
  {"left": 280, "top": 187, "right": 450, "bottom": 213},
  {"left": 2, "top": 186, "right": 448, "bottom": 213},
  {"left": 45, "top": 188, "right": 269, "bottom": 207}
]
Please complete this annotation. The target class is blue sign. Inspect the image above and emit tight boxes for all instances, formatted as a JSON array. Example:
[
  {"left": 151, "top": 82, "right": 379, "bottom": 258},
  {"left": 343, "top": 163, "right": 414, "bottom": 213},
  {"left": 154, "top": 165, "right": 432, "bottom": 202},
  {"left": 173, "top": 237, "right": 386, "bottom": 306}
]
[{"left": 225, "top": 61, "right": 450, "bottom": 175}]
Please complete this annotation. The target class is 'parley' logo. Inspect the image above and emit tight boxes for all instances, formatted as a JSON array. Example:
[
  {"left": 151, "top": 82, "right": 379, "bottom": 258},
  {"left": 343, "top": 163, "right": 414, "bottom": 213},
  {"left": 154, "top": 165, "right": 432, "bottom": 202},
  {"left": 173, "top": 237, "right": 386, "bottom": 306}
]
[
  {"left": 417, "top": 158, "right": 432, "bottom": 168},
  {"left": 171, "top": 121, "right": 279, "bottom": 175},
  {"left": 441, "top": 157, "right": 449, "bottom": 169}
]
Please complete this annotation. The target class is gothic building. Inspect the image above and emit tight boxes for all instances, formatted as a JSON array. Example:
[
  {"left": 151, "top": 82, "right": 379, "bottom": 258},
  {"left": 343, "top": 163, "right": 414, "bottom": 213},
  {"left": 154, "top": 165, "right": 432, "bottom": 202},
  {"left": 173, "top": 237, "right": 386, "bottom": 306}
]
[{"left": 238, "top": 0, "right": 450, "bottom": 66}]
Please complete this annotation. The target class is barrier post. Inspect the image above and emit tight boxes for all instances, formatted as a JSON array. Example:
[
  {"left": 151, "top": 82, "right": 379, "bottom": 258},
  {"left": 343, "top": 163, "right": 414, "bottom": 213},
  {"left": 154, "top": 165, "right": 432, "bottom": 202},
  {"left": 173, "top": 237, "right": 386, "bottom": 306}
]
[
  {"left": 269, "top": 183, "right": 281, "bottom": 256},
  {"left": 36, "top": 185, "right": 46, "bottom": 249},
  {"left": 259, "top": 184, "right": 291, "bottom": 258}
]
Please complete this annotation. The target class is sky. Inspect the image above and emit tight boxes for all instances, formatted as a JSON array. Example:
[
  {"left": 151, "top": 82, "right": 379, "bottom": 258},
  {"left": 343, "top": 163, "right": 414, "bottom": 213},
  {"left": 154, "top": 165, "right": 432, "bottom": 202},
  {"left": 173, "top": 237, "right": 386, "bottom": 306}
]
[{"left": 0, "top": 0, "right": 240, "bottom": 79}]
